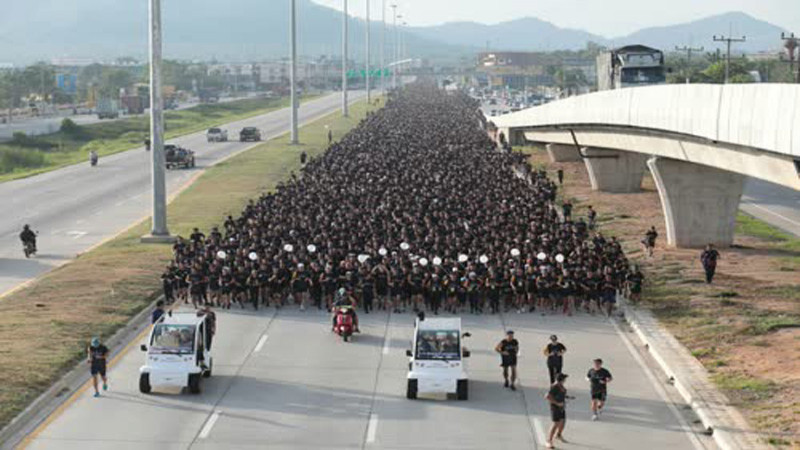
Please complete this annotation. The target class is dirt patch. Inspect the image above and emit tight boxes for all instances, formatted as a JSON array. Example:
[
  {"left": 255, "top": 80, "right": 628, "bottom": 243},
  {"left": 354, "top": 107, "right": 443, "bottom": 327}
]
[{"left": 529, "top": 147, "right": 800, "bottom": 447}]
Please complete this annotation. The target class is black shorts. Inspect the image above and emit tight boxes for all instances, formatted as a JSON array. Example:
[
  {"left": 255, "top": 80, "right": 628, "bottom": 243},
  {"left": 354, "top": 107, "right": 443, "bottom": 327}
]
[
  {"left": 91, "top": 362, "right": 106, "bottom": 377},
  {"left": 550, "top": 406, "right": 566, "bottom": 422},
  {"left": 591, "top": 389, "right": 607, "bottom": 401},
  {"left": 501, "top": 356, "right": 518, "bottom": 367}
]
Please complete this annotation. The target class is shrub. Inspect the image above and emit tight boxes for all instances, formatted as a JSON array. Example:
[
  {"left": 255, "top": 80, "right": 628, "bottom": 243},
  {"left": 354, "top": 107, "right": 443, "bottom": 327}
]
[
  {"left": 0, "top": 147, "right": 46, "bottom": 173},
  {"left": 60, "top": 118, "right": 82, "bottom": 135}
]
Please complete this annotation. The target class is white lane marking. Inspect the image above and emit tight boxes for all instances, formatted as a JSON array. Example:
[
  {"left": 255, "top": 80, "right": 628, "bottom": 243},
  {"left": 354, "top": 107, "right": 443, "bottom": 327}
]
[
  {"left": 532, "top": 417, "right": 547, "bottom": 447},
  {"left": 382, "top": 335, "right": 390, "bottom": 355},
  {"left": 609, "top": 319, "right": 706, "bottom": 450},
  {"left": 366, "top": 414, "right": 379, "bottom": 443},
  {"left": 742, "top": 201, "right": 800, "bottom": 228},
  {"left": 67, "top": 231, "right": 87, "bottom": 239},
  {"left": 253, "top": 334, "right": 269, "bottom": 353},
  {"left": 198, "top": 410, "right": 221, "bottom": 439}
]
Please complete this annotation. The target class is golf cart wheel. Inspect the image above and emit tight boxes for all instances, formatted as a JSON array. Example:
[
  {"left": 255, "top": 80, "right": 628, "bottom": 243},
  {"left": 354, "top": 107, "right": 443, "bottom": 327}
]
[
  {"left": 188, "top": 373, "right": 202, "bottom": 394},
  {"left": 457, "top": 379, "right": 468, "bottom": 400},
  {"left": 406, "top": 379, "right": 418, "bottom": 399},
  {"left": 139, "top": 373, "right": 152, "bottom": 394},
  {"left": 203, "top": 358, "right": 213, "bottom": 378}
]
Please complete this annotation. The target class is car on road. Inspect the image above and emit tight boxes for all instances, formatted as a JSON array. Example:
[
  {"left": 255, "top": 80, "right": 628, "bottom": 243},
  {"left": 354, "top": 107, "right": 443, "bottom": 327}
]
[
  {"left": 139, "top": 311, "right": 213, "bottom": 394},
  {"left": 405, "top": 316, "right": 470, "bottom": 400},
  {"left": 165, "top": 144, "right": 196, "bottom": 169},
  {"left": 239, "top": 126, "right": 262, "bottom": 142},
  {"left": 206, "top": 127, "right": 228, "bottom": 142}
]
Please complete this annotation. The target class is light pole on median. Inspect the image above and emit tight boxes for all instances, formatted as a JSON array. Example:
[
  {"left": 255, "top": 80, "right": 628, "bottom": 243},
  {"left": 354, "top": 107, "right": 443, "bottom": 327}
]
[
  {"left": 366, "top": 0, "right": 371, "bottom": 104},
  {"left": 145, "top": 0, "right": 170, "bottom": 241},
  {"left": 381, "top": 0, "right": 386, "bottom": 93},
  {"left": 391, "top": 5, "right": 399, "bottom": 90},
  {"left": 342, "top": 0, "right": 349, "bottom": 117},
  {"left": 290, "top": 0, "right": 299, "bottom": 144}
]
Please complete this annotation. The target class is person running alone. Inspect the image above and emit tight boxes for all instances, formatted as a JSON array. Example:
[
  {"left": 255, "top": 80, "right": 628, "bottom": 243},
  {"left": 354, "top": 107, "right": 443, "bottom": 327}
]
[
  {"left": 544, "top": 335, "right": 566, "bottom": 384},
  {"left": 495, "top": 330, "right": 519, "bottom": 390},
  {"left": 87, "top": 337, "right": 109, "bottom": 397},
  {"left": 700, "top": 244, "right": 720, "bottom": 284},
  {"left": 587, "top": 358, "right": 613, "bottom": 421},
  {"left": 545, "top": 373, "right": 570, "bottom": 448},
  {"left": 642, "top": 226, "right": 658, "bottom": 258}
]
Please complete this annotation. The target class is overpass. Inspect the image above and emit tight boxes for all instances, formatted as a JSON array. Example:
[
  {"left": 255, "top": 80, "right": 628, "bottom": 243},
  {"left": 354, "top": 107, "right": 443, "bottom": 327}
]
[{"left": 491, "top": 84, "right": 800, "bottom": 248}]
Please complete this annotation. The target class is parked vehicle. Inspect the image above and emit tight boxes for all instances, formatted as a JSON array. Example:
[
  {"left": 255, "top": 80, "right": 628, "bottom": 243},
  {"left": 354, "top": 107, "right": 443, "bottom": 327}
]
[
  {"left": 139, "top": 311, "right": 213, "bottom": 394},
  {"left": 206, "top": 127, "right": 228, "bottom": 142},
  {"left": 239, "top": 127, "right": 262, "bottom": 142},
  {"left": 165, "top": 144, "right": 195, "bottom": 169},
  {"left": 96, "top": 98, "right": 120, "bottom": 119}
]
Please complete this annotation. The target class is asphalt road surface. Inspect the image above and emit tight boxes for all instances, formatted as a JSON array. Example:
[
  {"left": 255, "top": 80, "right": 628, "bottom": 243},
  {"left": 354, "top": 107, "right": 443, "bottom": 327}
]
[
  {"left": 0, "top": 91, "right": 364, "bottom": 297},
  {"left": 19, "top": 307, "right": 717, "bottom": 450},
  {"left": 741, "top": 178, "right": 800, "bottom": 237}
]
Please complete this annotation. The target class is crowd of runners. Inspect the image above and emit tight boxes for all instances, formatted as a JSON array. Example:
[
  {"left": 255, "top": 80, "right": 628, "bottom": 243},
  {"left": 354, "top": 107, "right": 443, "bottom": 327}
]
[{"left": 160, "top": 84, "right": 642, "bottom": 319}]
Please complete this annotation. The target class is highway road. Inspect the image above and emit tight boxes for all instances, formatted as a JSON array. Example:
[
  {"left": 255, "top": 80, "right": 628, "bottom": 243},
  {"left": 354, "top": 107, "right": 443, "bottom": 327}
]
[
  {"left": 18, "top": 307, "right": 717, "bottom": 450},
  {"left": 0, "top": 91, "right": 364, "bottom": 297},
  {"left": 742, "top": 178, "right": 800, "bottom": 237}
]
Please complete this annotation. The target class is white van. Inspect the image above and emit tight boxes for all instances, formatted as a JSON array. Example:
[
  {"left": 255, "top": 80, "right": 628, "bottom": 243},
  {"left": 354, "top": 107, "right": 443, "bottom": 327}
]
[
  {"left": 139, "top": 311, "right": 213, "bottom": 394},
  {"left": 405, "top": 316, "right": 470, "bottom": 400}
]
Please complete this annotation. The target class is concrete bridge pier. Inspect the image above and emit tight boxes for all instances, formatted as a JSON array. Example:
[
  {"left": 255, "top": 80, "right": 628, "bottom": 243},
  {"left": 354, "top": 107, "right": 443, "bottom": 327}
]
[
  {"left": 546, "top": 143, "right": 582, "bottom": 162},
  {"left": 647, "top": 156, "right": 745, "bottom": 248},
  {"left": 582, "top": 147, "right": 648, "bottom": 193}
]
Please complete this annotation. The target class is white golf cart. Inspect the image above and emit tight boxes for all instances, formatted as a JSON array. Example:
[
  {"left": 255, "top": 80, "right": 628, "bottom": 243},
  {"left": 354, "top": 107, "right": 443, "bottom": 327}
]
[
  {"left": 405, "top": 316, "right": 471, "bottom": 400},
  {"left": 139, "top": 311, "right": 213, "bottom": 394}
]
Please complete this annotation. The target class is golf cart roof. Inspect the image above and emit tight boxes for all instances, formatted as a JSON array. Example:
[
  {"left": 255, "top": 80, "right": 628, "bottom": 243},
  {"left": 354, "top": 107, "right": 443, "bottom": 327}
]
[
  {"left": 417, "top": 317, "right": 461, "bottom": 331},
  {"left": 159, "top": 312, "right": 205, "bottom": 326}
]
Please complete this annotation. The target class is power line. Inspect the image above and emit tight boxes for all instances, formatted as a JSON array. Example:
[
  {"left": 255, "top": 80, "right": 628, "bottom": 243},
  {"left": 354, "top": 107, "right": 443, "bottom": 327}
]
[
  {"left": 780, "top": 32, "right": 800, "bottom": 83},
  {"left": 712, "top": 34, "right": 746, "bottom": 84},
  {"left": 675, "top": 45, "right": 704, "bottom": 84}
]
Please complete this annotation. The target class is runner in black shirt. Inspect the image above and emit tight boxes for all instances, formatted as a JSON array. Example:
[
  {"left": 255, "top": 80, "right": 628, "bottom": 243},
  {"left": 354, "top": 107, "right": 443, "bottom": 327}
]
[
  {"left": 87, "top": 337, "right": 109, "bottom": 397},
  {"left": 543, "top": 335, "right": 566, "bottom": 384},
  {"left": 587, "top": 358, "right": 613, "bottom": 420},
  {"left": 545, "top": 373, "right": 569, "bottom": 448},
  {"left": 494, "top": 330, "right": 519, "bottom": 390}
]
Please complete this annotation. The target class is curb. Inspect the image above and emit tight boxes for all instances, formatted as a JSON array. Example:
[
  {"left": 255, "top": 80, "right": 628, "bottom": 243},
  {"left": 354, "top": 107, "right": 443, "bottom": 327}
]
[
  {"left": 0, "top": 295, "right": 163, "bottom": 450},
  {"left": 619, "top": 300, "right": 767, "bottom": 450}
]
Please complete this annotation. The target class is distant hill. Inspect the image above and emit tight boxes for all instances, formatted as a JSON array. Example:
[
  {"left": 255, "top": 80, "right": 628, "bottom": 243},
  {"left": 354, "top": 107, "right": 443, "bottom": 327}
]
[{"left": 0, "top": 4, "right": 788, "bottom": 65}]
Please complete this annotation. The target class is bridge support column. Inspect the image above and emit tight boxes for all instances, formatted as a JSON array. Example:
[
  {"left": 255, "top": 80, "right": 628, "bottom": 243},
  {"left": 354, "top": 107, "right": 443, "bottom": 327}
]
[
  {"left": 647, "top": 157, "right": 745, "bottom": 248},
  {"left": 582, "top": 147, "right": 648, "bottom": 193},
  {"left": 546, "top": 144, "right": 581, "bottom": 162}
]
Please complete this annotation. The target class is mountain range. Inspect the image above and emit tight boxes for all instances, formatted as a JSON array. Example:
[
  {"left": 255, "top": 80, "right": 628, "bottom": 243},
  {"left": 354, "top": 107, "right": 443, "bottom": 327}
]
[{"left": 0, "top": 2, "right": 788, "bottom": 65}]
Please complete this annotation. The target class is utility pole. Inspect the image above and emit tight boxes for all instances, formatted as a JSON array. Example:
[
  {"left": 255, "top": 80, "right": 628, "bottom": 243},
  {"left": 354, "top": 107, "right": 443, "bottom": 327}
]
[
  {"left": 366, "top": 0, "right": 371, "bottom": 103},
  {"left": 713, "top": 34, "right": 746, "bottom": 83},
  {"left": 390, "top": 4, "right": 398, "bottom": 90},
  {"left": 341, "top": 0, "right": 349, "bottom": 117},
  {"left": 289, "top": 0, "right": 299, "bottom": 144},
  {"left": 381, "top": 0, "right": 386, "bottom": 93},
  {"left": 781, "top": 32, "right": 800, "bottom": 83},
  {"left": 144, "top": 0, "right": 170, "bottom": 241},
  {"left": 675, "top": 45, "right": 704, "bottom": 83}
]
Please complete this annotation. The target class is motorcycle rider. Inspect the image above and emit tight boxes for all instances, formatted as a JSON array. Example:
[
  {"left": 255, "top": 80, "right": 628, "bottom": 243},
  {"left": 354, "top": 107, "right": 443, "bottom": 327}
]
[
  {"left": 332, "top": 287, "right": 360, "bottom": 332},
  {"left": 20, "top": 224, "right": 37, "bottom": 256},
  {"left": 89, "top": 150, "right": 99, "bottom": 166}
]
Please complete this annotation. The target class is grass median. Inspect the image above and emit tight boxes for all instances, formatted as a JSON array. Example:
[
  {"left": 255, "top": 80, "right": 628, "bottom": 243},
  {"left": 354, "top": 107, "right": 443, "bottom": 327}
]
[
  {"left": 0, "top": 98, "right": 380, "bottom": 431},
  {"left": 0, "top": 93, "right": 322, "bottom": 182}
]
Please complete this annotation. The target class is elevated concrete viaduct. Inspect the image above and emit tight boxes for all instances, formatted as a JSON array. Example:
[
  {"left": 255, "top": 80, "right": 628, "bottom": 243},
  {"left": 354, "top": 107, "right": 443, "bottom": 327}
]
[{"left": 493, "top": 84, "right": 800, "bottom": 248}]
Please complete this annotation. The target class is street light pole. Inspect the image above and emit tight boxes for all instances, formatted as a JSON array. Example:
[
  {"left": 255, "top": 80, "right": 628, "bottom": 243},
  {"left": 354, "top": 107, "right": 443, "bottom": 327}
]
[
  {"left": 381, "top": 0, "right": 386, "bottom": 93},
  {"left": 366, "top": 0, "right": 371, "bottom": 104},
  {"left": 342, "top": 0, "right": 349, "bottom": 117},
  {"left": 391, "top": 5, "right": 398, "bottom": 90},
  {"left": 146, "top": 0, "right": 170, "bottom": 240},
  {"left": 290, "top": 0, "right": 299, "bottom": 144}
]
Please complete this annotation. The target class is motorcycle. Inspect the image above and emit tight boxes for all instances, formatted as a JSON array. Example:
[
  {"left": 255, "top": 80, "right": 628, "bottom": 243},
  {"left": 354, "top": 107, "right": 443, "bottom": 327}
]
[
  {"left": 90, "top": 152, "right": 98, "bottom": 167},
  {"left": 334, "top": 306, "right": 355, "bottom": 342},
  {"left": 23, "top": 240, "right": 36, "bottom": 258}
]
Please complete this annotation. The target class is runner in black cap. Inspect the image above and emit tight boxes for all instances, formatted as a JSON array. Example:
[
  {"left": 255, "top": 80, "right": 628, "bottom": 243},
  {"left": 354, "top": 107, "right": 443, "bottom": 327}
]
[
  {"left": 543, "top": 335, "right": 566, "bottom": 384},
  {"left": 495, "top": 330, "right": 519, "bottom": 390}
]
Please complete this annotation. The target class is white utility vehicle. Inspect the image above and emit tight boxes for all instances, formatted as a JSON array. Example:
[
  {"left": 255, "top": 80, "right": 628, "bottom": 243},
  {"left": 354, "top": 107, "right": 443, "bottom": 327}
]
[
  {"left": 206, "top": 127, "right": 228, "bottom": 142},
  {"left": 405, "top": 316, "right": 470, "bottom": 400},
  {"left": 139, "top": 311, "right": 213, "bottom": 394}
]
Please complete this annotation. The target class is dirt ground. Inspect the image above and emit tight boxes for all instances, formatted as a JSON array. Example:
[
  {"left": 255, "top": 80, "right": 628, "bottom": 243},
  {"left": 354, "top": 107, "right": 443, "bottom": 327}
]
[{"left": 528, "top": 148, "right": 800, "bottom": 448}]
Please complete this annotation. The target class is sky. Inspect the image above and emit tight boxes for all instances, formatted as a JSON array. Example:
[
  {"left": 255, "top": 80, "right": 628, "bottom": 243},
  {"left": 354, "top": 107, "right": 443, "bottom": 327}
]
[{"left": 312, "top": 0, "right": 800, "bottom": 37}]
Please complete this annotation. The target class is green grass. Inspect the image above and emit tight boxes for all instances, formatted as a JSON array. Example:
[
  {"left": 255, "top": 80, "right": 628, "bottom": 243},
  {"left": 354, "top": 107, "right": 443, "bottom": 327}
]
[
  {"left": 0, "top": 94, "right": 322, "bottom": 182},
  {"left": 712, "top": 372, "right": 776, "bottom": 398},
  {"left": 0, "top": 97, "right": 381, "bottom": 431}
]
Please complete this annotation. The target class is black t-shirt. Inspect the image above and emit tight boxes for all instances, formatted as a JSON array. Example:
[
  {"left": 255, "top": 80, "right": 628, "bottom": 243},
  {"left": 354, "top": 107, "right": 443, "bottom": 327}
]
[
  {"left": 89, "top": 344, "right": 109, "bottom": 365},
  {"left": 545, "top": 342, "right": 566, "bottom": 365},
  {"left": 499, "top": 339, "right": 519, "bottom": 358},
  {"left": 587, "top": 367, "right": 612, "bottom": 391},
  {"left": 548, "top": 384, "right": 566, "bottom": 408}
]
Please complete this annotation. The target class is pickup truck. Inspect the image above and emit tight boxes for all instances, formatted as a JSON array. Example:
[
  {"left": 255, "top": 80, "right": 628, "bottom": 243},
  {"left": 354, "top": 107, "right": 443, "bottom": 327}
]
[
  {"left": 206, "top": 127, "right": 228, "bottom": 142},
  {"left": 239, "top": 127, "right": 262, "bottom": 142},
  {"left": 165, "top": 144, "right": 195, "bottom": 169}
]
